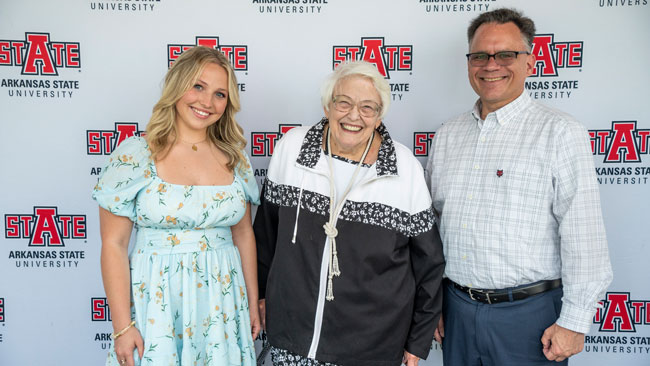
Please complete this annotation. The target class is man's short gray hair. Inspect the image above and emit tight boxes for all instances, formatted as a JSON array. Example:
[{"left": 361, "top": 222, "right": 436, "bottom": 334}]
[{"left": 467, "top": 8, "right": 537, "bottom": 51}]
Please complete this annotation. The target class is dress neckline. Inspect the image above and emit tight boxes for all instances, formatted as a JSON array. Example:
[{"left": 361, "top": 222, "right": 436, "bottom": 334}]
[
  {"left": 149, "top": 160, "right": 237, "bottom": 188},
  {"left": 136, "top": 136, "right": 238, "bottom": 188}
]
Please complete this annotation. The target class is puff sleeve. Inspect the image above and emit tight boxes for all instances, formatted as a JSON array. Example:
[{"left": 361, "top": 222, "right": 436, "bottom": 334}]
[
  {"left": 236, "top": 150, "right": 260, "bottom": 205},
  {"left": 92, "top": 136, "right": 153, "bottom": 221}
]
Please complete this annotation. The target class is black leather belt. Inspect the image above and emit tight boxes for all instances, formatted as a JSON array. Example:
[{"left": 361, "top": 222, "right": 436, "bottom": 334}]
[{"left": 450, "top": 279, "right": 562, "bottom": 304}]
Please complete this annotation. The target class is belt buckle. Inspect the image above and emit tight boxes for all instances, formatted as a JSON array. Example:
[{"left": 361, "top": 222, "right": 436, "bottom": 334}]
[{"left": 468, "top": 288, "right": 492, "bottom": 304}]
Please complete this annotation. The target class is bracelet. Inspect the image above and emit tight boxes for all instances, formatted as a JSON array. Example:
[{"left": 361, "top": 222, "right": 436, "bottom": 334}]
[{"left": 112, "top": 320, "right": 136, "bottom": 339}]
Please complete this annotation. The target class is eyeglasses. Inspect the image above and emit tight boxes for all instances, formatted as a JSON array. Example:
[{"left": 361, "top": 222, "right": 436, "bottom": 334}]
[
  {"left": 466, "top": 51, "right": 530, "bottom": 67},
  {"left": 332, "top": 95, "right": 381, "bottom": 118}
]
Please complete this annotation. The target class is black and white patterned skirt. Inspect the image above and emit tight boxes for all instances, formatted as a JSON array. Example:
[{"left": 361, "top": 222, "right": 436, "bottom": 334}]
[{"left": 270, "top": 347, "right": 341, "bottom": 366}]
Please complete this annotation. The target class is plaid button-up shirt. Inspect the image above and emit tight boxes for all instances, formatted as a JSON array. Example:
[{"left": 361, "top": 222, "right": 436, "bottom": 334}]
[{"left": 426, "top": 92, "right": 612, "bottom": 333}]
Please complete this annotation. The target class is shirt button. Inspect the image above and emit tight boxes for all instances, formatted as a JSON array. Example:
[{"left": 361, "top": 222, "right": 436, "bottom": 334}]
[
  {"left": 480, "top": 136, "right": 486, "bottom": 142},
  {"left": 462, "top": 255, "right": 467, "bottom": 260},
  {"left": 462, "top": 223, "right": 468, "bottom": 229},
  {"left": 474, "top": 164, "right": 480, "bottom": 170},
  {"left": 467, "top": 194, "right": 473, "bottom": 200}
]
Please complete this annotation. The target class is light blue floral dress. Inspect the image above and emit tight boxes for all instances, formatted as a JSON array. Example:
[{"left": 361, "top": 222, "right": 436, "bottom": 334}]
[{"left": 93, "top": 136, "right": 259, "bottom": 366}]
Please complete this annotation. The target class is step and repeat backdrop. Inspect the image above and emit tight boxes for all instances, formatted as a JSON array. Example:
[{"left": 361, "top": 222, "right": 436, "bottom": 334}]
[{"left": 1, "top": 0, "right": 649, "bottom": 365}]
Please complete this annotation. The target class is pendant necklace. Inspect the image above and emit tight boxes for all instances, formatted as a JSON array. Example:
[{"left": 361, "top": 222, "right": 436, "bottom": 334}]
[{"left": 179, "top": 136, "right": 207, "bottom": 151}]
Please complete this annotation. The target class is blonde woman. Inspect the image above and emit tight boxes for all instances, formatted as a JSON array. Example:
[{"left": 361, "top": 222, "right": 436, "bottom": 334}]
[{"left": 93, "top": 46, "right": 260, "bottom": 366}]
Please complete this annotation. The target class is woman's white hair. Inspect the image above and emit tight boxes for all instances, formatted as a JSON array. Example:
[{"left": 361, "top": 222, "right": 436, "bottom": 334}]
[{"left": 320, "top": 60, "right": 391, "bottom": 119}]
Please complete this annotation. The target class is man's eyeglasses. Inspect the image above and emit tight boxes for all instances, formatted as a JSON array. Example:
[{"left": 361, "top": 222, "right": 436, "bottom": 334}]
[
  {"left": 332, "top": 95, "right": 381, "bottom": 118},
  {"left": 466, "top": 51, "right": 530, "bottom": 67}
]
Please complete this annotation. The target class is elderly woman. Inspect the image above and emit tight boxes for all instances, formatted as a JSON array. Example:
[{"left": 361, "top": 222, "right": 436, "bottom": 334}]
[{"left": 253, "top": 61, "right": 445, "bottom": 366}]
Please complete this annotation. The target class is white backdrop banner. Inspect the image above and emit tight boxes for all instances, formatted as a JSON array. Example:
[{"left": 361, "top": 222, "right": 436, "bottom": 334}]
[{"left": 1, "top": 0, "right": 649, "bottom": 365}]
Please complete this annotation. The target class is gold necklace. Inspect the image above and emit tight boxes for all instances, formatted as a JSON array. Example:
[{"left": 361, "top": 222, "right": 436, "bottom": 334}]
[{"left": 178, "top": 136, "right": 207, "bottom": 151}]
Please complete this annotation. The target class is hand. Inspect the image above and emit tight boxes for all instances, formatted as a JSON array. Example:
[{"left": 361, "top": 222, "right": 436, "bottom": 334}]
[
  {"left": 541, "top": 323, "right": 585, "bottom": 362},
  {"left": 258, "top": 299, "right": 266, "bottom": 331},
  {"left": 249, "top": 305, "right": 262, "bottom": 340},
  {"left": 114, "top": 326, "right": 144, "bottom": 366},
  {"left": 402, "top": 350, "right": 420, "bottom": 366},
  {"left": 433, "top": 316, "right": 445, "bottom": 344}
]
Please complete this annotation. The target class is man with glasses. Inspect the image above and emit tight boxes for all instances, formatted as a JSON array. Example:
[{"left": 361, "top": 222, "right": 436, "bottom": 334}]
[{"left": 425, "top": 8, "right": 612, "bottom": 365}]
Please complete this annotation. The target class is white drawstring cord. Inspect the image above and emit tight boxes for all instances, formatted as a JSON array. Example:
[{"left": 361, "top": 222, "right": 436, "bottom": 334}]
[
  {"left": 291, "top": 177, "right": 304, "bottom": 244},
  {"left": 323, "top": 126, "right": 374, "bottom": 301}
]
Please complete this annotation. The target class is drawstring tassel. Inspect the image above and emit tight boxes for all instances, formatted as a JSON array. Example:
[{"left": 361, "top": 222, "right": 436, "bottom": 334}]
[
  {"left": 331, "top": 241, "right": 341, "bottom": 276},
  {"left": 324, "top": 222, "right": 340, "bottom": 300},
  {"left": 326, "top": 275, "right": 335, "bottom": 301},
  {"left": 326, "top": 239, "right": 336, "bottom": 301}
]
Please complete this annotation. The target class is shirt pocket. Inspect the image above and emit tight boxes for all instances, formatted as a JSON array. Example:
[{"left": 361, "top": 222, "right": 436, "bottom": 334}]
[{"left": 496, "top": 161, "right": 552, "bottom": 240}]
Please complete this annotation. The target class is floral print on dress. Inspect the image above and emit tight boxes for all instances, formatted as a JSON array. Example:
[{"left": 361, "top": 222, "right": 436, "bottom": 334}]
[{"left": 93, "top": 136, "right": 259, "bottom": 366}]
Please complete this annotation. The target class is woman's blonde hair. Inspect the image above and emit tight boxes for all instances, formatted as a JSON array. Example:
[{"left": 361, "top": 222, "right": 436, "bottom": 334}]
[{"left": 146, "top": 46, "right": 246, "bottom": 171}]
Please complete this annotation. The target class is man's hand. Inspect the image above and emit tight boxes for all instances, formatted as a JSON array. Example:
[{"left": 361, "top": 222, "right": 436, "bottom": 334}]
[
  {"left": 433, "top": 316, "right": 444, "bottom": 344},
  {"left": 541, "top": 323, "right": 584, "bottom": 362},
  {"left": 402, "top": 350, "right": 420, "bottom": 366}
]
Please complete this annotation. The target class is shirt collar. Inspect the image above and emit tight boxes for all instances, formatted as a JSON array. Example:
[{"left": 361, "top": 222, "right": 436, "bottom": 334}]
[
  {"left": 295, "top": 117, "right": 398, "bottom": 177},
  {"left": 471, "top": 91, "right": 532, "bottom": 126}
]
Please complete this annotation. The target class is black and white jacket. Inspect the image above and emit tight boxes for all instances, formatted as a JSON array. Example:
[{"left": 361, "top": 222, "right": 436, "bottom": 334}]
[{"left": 254, "top": 119, "right": 445, "bottom": 366}]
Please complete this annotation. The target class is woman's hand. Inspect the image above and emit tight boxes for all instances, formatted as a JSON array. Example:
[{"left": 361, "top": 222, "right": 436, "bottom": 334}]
[
  {"left": 402, "top": 350, "right": 420, "bottom": 366},
  {"left": 258, "top": 299, "right": 266, "bottom": 331},
  {"left": 114, "top": 326, "right": 144, "bottom": 366},
  {"left": 231, "top": 203, "right": 262, "bottom": 340},
  {"left": 99, "top": 207, "right": 140, "bottom": 365},
  {"left": 249, "top": 304, "right": 262, "bottom": 340}
]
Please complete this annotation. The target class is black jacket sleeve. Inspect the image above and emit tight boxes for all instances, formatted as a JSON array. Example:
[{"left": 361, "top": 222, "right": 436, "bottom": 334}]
[
  {"left": 253, "top": 178, "right": 280, "bottom": 300},
  {"left": 404, "top": 212, "right": 445, "bottom": 360}
]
